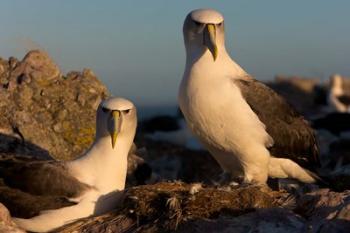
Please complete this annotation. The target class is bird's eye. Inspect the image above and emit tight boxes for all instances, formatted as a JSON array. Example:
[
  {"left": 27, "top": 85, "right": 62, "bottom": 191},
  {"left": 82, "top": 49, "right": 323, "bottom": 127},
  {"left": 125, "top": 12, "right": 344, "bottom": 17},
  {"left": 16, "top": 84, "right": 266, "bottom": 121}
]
[
  {"left": 218, "top": 22, "right": 223, "bottom": 26},
  {"left": 102, "top": 107, "right": 109, "bottom": 113},
  {"left": 124, "top": 109, "right": 131, "bottom": 114}
]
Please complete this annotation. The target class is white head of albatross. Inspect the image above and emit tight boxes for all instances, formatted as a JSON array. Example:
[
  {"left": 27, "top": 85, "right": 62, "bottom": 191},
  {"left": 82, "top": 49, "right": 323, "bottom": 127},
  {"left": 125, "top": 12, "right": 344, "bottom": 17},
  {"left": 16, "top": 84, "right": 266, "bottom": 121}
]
[
  {"left": 70, "top": 97, "right": 137, "bottom": 193},
  {"left": 96, "top": 97, "right": 137, "bottom": 149},
  {"left": 179, "top": 9, "right": 320, "bottom": 185},
  {"left": 183, "top": 9, "right": 224, "bottom": 62}
]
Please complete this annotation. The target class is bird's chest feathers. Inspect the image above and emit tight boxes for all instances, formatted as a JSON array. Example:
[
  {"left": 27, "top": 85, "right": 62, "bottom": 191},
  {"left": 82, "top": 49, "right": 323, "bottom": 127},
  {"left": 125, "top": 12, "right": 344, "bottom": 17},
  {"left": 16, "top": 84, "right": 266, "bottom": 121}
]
[
  {"left": 68, "top": 151, "right": 128, "bottom": 194},
  {"left": 181, "top": 72, "right": 267, "bottom": 151}
]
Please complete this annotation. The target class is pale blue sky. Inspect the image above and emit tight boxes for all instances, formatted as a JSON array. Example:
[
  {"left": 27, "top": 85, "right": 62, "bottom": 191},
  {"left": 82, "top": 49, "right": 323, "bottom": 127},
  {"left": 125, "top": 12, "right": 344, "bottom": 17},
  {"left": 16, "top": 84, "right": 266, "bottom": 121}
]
[{"left": 0, "top": 1, "right": 349, "bottom": 107}]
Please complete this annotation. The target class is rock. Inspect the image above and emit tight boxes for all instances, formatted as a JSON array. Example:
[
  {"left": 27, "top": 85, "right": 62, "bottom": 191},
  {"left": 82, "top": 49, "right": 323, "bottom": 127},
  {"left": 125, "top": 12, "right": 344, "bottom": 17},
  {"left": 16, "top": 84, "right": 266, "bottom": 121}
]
[
  {"left": 0, "top": 203, "right": 25, "bottom": 233},
  {"left": 177, "top": 208, "right": 306, "bottom": 233},
  {"left": 82, "top": 68, "right": 95, "bottom": 77},
  {"left": 296, "top": 189, "right": 350, "bottom": 232},
  {"left": 56, "top": 109, "right": 68, "bottom": 121},
  {"left": 17, "top": 74, "right": 31, "bottom": 84},
  {"left": 267, "top": 76, "right": 321, "bottom": 116},
  {"left": 0, "top": 50, "right": 109, "bottom": 160},
  {"left": 139, "top": 115, "right": 181, "bottom": 133},
  {"left": 8, "top": 57, "right": 18, "bottom": 70},
  {"left": 0, "top": 64, "right": 4, "bottom": 76},
  {"left": 135, "top": 137, "right": 222, "bottom": 184},
  {"left": 53, "top": 123, "right": 62, "bottom": 133},
  {"left": 76, "top": 93, "right": 86, "bottom": 106},
  {"left": 22, "top": 50, "right": 61, "bottom": 82},
  {"left": 126, "top": 144, "right": 153, "bottom": 186}
]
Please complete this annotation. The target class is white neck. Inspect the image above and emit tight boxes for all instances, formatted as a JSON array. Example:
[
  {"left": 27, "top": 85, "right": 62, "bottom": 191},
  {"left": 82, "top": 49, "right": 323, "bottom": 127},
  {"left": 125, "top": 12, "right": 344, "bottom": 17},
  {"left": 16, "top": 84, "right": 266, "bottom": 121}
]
[
  {"left": 67, "top": 134, "right": 133, "bottom": 194},
  {"left": 184, "top": 44, "right": 246, "bottom": 79}
]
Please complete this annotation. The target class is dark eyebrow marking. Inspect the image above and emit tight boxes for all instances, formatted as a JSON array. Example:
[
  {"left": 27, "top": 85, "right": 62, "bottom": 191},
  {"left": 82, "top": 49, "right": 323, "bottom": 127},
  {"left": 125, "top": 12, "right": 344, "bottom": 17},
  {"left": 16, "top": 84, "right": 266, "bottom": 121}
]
[
  {"left": 102, "top": 107, "right": 109, "bottom": 113},
  {"left": 192, "top": 19, "right": 203, "bottom": 26},
  {"left": 192, "top": 19, "right": 223, "bottom": 26}
]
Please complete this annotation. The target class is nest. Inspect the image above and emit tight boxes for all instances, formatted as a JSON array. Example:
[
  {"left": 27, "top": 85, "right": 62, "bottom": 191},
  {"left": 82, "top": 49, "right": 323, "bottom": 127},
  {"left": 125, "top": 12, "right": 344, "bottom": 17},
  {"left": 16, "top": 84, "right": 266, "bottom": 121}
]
[{"left": 56, "top": 182, "right": 277, "bottom": 233}]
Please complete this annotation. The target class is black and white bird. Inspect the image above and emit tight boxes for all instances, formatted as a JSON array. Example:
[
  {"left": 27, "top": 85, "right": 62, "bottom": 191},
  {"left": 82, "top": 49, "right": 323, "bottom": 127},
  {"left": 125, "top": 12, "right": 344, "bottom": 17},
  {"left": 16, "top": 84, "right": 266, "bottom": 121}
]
[
  {"left": 178, "top": 9, "right": 320, "bottom": 184},
  {"left": 0, "top": 97, "right": 137, "bottom": 232},
  {"left": 327, "top": 74, "right": 350, "bottom": 113}
]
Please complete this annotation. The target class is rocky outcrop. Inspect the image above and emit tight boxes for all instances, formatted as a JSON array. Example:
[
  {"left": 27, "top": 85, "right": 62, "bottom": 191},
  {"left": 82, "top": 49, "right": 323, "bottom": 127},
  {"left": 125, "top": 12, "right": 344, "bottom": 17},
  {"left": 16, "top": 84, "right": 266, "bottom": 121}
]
[
  {"left": 267, "top": 75, "right": 321, "bottom": 116},
  {"left": 177, "top": 208, "right": 306, "bottom": 233},
  {"left": 0, "top": 50, "right": 109, "bottom": 160},
  {"left": 295, "top": 189, "right": 350, "bottom": 232}
]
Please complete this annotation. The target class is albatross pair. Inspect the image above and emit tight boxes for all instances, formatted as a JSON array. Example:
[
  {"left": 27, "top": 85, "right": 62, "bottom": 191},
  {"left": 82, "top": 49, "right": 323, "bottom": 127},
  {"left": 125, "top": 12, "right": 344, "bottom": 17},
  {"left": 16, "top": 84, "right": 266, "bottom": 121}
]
[
  {"left": 0, "top": 97, "right": 137, "bottom": 232},
  {"left": 1, "top": 8, "right": 322, "bottom": 233}
]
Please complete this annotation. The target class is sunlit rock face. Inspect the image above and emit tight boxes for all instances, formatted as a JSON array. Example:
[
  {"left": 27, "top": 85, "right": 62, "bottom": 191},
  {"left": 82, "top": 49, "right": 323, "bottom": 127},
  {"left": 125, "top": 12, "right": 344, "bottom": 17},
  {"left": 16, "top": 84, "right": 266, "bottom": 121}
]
[{"left": 0, "top": 50, "right": 109, "bottom": 160}]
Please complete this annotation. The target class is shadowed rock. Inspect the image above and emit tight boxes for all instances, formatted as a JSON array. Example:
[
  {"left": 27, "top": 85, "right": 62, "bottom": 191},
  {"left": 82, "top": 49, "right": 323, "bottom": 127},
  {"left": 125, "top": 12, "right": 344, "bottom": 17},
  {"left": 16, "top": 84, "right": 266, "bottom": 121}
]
[
  {"left": 267, "top": 76, "right": 321, "bottom": 116},
  {"left": 176, "top": 208, "right": 306, "bottom": 233},
  {"left": 295, "top": 189, "right": 350, "bottom": 232}
]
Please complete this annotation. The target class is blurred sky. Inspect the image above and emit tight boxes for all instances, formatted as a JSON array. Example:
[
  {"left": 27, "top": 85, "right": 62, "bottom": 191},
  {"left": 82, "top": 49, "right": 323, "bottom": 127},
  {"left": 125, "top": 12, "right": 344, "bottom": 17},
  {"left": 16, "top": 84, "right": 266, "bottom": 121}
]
[{"left": 0, "top": 0, "right": 349, "bottom": 107}]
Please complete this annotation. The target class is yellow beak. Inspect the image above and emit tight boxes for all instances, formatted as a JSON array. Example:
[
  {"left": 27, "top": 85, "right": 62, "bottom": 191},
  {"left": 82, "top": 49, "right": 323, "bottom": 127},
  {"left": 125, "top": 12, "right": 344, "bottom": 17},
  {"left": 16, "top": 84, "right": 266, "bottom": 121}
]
[
  {"left": 111, "top": 111, "right": 120, "bottom": 149},
  {"left": 204, "top": 24, "right": 218, "bottom": 61}
]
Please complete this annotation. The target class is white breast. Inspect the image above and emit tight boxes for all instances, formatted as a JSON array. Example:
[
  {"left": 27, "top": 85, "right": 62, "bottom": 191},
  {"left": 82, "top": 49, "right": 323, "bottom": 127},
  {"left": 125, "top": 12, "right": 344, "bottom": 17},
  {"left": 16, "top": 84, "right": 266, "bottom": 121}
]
[
  {"left": 179, "top": 68, "right": 268, "bottom": 156},
  {"left": 179, "top": 54, "right": 272, "bottom": 183}
]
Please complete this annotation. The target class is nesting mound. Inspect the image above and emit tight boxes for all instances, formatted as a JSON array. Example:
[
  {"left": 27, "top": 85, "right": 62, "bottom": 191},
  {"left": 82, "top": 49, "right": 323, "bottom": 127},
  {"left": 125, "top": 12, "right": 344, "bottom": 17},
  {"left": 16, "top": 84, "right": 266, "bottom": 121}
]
[{"left": 56, "top": 182, "right": 276, "bottom": 232}]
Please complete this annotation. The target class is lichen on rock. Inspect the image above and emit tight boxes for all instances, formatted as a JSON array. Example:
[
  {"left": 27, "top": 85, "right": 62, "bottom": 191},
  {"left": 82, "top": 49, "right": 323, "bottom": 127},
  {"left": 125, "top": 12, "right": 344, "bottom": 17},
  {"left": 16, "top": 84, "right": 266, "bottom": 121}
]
[{"left": 0, "top": 50, "right": 109, "bottom": 160}]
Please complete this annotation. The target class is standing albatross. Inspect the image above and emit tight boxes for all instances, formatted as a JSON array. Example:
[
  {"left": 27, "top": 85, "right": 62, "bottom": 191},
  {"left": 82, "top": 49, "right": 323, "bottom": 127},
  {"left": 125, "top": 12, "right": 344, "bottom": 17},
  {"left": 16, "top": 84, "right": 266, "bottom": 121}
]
[
  {"left": 0, "top": 97, "right": 137, "bottom": 232},
  {"left": 178, "top": 9, "right": 320, "bottom": 184}
]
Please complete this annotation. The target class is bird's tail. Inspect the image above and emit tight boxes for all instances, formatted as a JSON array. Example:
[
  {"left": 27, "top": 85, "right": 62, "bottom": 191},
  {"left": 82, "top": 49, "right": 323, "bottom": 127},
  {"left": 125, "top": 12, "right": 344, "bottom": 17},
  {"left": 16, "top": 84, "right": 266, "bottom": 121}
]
[{"left": 268, "top": 157, "right": 320, "bottom": 183}]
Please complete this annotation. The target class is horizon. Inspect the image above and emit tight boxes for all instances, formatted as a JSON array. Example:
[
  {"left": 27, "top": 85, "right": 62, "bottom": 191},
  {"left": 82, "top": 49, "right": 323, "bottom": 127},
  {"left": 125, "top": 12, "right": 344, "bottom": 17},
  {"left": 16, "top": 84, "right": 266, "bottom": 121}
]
[{"left": 1, "top": 1, "right": 349, "bottom": 107}]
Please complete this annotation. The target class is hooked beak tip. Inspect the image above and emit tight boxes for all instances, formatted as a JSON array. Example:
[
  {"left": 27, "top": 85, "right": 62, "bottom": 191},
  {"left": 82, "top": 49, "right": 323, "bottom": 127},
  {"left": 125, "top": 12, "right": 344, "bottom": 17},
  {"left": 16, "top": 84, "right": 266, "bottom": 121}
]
[
  {"left": 213, "top": 46, "right": 218, "bottom": 61},
  {"left": 111, "top": 132, "right": 117, "bottom": 149}
]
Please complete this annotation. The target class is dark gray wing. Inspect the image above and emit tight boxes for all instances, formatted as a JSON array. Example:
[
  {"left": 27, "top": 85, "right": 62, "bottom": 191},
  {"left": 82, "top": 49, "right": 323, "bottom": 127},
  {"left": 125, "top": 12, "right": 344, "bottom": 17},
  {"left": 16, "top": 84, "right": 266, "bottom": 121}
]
[
  {"left": 0, "top": 184, "right": 74, "bottom": 218},
  {"left": 0, "top": 154, "right": 90, "bottom": 197},
  {"left": 234, "top": 78, "right": 320, "bottom": 169}
]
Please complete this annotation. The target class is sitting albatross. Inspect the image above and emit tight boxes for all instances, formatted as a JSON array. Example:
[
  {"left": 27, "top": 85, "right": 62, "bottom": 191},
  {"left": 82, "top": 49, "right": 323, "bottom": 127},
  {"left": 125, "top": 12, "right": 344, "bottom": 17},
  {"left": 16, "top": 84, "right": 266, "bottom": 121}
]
[
  {"left": 0, "top": 97, "right": 137, "bottom": 232},
  {"left": 178, "top": 9, "right": 320, "bottom": 184}
]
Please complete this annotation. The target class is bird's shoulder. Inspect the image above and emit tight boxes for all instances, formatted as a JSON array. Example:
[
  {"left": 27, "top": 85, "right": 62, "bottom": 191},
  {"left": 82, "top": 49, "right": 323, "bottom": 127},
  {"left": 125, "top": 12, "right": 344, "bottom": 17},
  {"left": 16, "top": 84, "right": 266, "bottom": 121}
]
[{"left": 233, "top": 76, "right": 300, "bottom": 120}]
